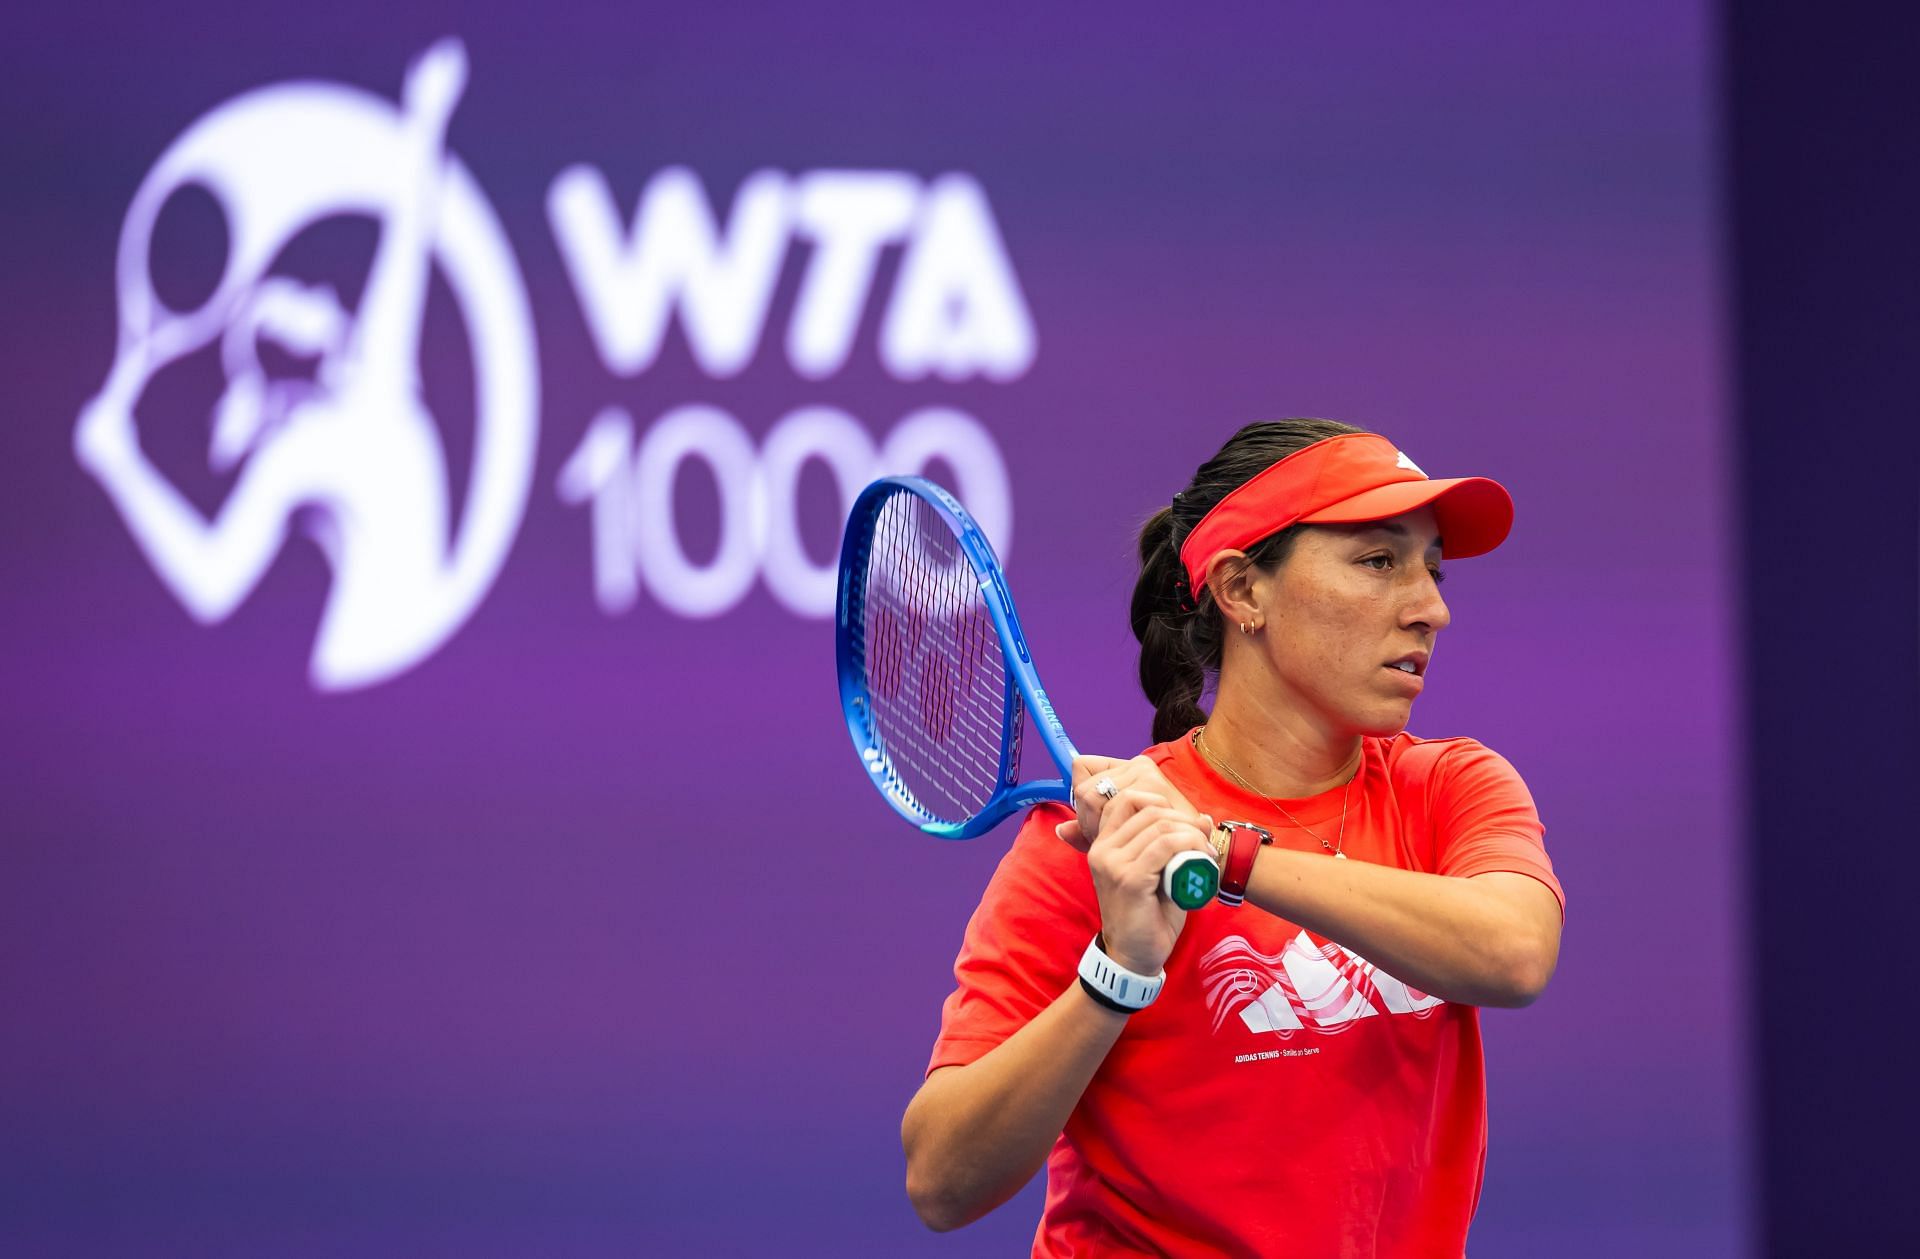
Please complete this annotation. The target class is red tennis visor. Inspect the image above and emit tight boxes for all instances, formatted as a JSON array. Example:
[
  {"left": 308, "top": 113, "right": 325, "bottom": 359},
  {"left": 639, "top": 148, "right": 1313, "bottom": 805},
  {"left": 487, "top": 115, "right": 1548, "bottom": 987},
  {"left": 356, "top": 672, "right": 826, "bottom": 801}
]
[{"left": 1178, "top": 433, "right": 1514, "bottom": 593}]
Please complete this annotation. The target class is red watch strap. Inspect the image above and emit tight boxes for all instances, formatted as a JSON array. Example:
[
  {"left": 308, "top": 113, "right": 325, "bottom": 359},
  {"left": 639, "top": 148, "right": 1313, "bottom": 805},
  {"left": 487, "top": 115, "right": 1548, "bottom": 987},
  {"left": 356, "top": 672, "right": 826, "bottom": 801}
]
[{"left": 1217, "top": 822, "right": 1271, "bottom": 906}]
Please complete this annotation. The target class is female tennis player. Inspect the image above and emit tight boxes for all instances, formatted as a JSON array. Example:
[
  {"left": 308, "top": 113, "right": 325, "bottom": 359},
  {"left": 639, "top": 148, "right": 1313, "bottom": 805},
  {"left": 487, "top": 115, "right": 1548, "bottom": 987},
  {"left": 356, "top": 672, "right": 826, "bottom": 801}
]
[{"left": 901, "top": 419, "right": 1565, "bottom": 1256}]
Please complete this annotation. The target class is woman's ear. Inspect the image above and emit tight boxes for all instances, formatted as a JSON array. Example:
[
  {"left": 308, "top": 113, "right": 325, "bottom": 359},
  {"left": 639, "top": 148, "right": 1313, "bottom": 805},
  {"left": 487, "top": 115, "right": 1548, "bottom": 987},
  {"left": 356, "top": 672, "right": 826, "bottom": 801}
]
[{"left": 1206, "top": 551, "right": 1262, "bottom": 630}]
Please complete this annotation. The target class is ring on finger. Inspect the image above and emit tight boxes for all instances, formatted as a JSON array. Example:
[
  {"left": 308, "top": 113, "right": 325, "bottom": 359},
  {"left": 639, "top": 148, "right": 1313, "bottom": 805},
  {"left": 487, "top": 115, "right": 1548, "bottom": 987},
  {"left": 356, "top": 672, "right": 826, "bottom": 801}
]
[{"left": 1094, "top": 776, "right": 1118, "bottom": 801}]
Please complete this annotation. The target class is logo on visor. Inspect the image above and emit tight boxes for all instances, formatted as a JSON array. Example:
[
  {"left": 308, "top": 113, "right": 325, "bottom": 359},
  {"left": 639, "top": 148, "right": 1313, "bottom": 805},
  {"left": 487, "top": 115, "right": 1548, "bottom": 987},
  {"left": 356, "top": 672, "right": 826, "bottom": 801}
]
[
  {"left": 73, "top": 39, "right": 537, "bottom": 691},
  {"left": 1395, "top": 450, "right": 1426, "bottom": 476}
]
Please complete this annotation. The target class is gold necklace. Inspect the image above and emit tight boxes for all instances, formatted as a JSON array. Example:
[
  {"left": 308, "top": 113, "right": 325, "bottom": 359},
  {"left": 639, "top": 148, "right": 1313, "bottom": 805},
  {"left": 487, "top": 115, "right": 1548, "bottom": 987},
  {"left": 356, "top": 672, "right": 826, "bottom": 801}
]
[{"left": 1194, "top": 727, "right": 1357, "bottom": 858}]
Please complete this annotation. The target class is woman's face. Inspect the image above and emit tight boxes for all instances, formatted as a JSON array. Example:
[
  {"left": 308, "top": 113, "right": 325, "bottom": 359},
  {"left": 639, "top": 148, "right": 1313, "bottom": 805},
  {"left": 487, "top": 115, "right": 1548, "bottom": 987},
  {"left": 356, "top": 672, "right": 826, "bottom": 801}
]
[{"left": 1246, "top": 505, "right": 1452, "bottom": 739}]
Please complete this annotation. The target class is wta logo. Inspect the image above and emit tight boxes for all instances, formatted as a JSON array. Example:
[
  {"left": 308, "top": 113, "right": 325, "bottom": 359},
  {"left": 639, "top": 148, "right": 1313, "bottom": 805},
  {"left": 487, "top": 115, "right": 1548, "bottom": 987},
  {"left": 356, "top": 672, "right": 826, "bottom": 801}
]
[
  {"left": 74, "top": 39, "right": 538, "bottom": 691},
  {"left": 74, "top": 40, "right": 1032, "bottom": 690}
]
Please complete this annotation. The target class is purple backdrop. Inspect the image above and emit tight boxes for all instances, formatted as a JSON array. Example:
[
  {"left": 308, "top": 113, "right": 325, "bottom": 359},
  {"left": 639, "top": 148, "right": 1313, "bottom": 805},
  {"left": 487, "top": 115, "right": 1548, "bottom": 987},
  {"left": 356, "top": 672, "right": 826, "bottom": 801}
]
[{"left": 1, "top": 5, "right": 1741, "bottom": 1255}]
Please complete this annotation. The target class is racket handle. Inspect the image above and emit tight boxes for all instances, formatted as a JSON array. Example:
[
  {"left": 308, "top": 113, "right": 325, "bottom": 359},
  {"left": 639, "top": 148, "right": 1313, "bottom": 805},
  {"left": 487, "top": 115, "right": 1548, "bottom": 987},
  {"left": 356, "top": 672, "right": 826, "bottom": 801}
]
[{"left": 1161, "top": 850, "right": 1220, "bottom": 911}]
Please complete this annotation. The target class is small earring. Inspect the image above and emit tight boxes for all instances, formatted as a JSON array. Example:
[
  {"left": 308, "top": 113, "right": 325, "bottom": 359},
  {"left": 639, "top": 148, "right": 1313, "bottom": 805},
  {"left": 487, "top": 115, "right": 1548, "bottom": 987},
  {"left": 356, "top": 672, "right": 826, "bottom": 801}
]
[{"left": 1239, "top": 621, "right": 1251, "bottom": 636}]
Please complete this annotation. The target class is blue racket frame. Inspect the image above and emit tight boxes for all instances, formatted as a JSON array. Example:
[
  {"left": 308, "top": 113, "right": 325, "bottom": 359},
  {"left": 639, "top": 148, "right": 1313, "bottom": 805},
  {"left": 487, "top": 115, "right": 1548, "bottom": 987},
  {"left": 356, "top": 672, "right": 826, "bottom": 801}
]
[{"left": 836, "top": 476, "right": 1079, "bottom": 839}]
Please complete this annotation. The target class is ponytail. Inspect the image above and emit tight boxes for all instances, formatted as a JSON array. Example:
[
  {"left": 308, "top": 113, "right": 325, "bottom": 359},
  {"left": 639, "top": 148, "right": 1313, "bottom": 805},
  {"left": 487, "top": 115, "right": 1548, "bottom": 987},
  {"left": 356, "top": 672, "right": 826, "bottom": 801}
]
[{"left": 1131, "top": 508, "right": 1213, "bottom": 744}]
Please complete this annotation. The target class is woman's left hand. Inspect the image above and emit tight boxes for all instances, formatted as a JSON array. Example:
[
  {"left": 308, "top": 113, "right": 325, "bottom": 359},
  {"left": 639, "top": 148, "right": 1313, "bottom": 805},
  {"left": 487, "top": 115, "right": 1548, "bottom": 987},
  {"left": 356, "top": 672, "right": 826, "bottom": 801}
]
[{"left": 1056, "top": 755, "right": 1201, "bottom": 852}]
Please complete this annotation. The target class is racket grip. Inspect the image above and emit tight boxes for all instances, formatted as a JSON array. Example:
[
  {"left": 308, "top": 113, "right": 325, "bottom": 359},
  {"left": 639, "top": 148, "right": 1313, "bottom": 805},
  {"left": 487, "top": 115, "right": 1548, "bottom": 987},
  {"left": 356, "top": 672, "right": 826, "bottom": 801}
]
[{"left": 1161, "top": 850, "right": 1220, "bottom": 911}]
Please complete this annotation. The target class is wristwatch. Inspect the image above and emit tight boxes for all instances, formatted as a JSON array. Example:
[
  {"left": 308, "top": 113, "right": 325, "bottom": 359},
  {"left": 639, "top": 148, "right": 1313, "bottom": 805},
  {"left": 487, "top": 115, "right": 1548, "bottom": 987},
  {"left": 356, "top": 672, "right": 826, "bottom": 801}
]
[
  {"left": 1077, "top": 934, "right": 1165, "bottom": 1013},
  {"left": 1213, "top": 820, "right": 1273, "bottom": 907}
]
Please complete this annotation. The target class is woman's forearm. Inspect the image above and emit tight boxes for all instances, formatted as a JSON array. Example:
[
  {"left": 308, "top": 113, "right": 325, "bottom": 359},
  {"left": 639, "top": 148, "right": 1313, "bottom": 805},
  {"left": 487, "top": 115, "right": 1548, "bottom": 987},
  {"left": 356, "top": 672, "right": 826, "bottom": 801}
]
[
  {"left": 1243, "top": 849, "right": 1561, "bottom": 1008},
  {"left": 902, "top": 983, "right": 1128, "bottom": 1231}
]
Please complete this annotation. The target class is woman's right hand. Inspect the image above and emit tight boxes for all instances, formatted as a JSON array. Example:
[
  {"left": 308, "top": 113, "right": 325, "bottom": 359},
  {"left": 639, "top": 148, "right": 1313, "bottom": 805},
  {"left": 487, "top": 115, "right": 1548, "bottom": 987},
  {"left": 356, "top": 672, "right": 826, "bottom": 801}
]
[{"left": 1083, "top": 787, "right": 1215, "bottom": 976}]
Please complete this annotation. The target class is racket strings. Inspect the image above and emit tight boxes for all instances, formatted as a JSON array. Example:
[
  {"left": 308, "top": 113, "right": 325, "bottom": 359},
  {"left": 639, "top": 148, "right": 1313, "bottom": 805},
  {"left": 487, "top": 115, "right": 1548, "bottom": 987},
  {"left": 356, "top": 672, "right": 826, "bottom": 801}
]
[
  {"left": 864, "top": 502, "right": 1007, "bottom": 810},
  {"left": 853, "top": 491, "right": 1015, "bottom": 822}
]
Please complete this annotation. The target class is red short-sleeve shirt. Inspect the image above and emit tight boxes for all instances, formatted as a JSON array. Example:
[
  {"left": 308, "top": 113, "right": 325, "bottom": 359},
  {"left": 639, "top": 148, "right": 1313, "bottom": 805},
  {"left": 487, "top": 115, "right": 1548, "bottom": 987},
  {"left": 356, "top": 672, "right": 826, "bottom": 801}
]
[{"left": 928, "top": 730, "right": 1564, "bottom": 1258}]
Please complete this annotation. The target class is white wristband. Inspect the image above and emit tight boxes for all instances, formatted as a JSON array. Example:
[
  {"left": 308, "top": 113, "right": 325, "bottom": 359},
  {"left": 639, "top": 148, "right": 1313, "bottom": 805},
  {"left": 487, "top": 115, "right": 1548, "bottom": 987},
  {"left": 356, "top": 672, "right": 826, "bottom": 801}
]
[{"left": 1078, "top": 935, "right": 1166, "bottom": 1011}]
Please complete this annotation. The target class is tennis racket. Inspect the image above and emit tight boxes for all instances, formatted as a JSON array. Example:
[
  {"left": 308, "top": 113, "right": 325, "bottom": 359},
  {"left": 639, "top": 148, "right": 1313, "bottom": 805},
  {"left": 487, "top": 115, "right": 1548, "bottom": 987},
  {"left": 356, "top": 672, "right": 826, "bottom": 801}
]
[{"left": 835, "top": 476, "right": 1219, "bottom": 911}]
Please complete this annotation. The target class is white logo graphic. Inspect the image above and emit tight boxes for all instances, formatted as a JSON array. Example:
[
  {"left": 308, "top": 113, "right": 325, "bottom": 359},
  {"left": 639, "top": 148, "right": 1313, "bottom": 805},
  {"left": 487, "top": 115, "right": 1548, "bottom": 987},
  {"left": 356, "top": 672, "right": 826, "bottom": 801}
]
[
  {"left": 1395, "top": 450, "right": 1426, "bottom": 476},
  {"left": 548, "top": 166, "right": 1035, "bottom": 383},
  {"left": 74, "top": 40, "right": 538, "bottom": 690},
  {"left": 546, "top": 163, "right": 1027, "bottom": 620},
  {"left": 557, "top": 403, "right": 1011, "bottom": 619},
  {"left": 1201, "top": 932, "right": 1445, "bottom": 1038}
]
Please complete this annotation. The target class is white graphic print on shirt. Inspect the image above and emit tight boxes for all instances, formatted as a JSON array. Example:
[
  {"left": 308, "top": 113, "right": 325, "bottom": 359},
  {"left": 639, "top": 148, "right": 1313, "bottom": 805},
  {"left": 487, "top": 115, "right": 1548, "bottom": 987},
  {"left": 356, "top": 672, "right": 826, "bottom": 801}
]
[{"left": 1201, "top": 932, "right": 1446, "bottom": 1036}]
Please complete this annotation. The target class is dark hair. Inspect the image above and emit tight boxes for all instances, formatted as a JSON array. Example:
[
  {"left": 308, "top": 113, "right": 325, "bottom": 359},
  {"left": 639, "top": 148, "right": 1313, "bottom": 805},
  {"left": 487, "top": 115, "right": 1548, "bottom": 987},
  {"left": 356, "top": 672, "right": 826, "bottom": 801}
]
[{"left": 1131, "top": 418, "right": 1368, "bottom": 743}]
